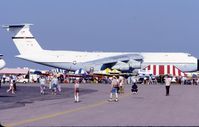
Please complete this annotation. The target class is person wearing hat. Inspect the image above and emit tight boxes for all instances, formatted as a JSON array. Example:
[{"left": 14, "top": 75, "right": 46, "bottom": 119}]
[
  {"left": 164, "top": 75, "right": 172, "bottom": 96},
  {"left": 74, "top": 78, "right": 80, "bottom": 102}
]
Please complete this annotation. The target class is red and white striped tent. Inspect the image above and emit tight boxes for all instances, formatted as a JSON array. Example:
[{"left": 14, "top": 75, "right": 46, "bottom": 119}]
[{"left": 143, "top": 65, "right": 187, "bottom": 77}]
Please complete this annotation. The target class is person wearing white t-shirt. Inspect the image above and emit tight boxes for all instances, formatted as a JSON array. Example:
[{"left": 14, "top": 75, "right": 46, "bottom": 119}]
[
  {"left": 164, "top": 75, "right": 172, "bottom": 96},
  {"left": 7, "top": 76, "right": 15, "bottom": 94},
  {"left": 74, "top": 78, "right": 80, "bottom": 103},
  {"left": 39, "top": 76, "right": 46, "bottom": 95}
]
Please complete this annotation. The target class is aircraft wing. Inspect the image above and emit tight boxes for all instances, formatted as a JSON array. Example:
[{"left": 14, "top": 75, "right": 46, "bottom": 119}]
[
  {"left": 86, "top": 54, "right": 143, "bottom": 71},
  {"left": 88, "top": 54, "right": 143, "bottom": 64},
  {"left": 2, "top": 24, "right": 33, "bottom": 28}
]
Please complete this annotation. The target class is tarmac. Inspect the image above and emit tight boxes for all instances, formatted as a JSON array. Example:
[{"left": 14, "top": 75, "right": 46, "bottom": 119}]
[{"left": 0, "top": 83, "right": 199, "bottom": 126}]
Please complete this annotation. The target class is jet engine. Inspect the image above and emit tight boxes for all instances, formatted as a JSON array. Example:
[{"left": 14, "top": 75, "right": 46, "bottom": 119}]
[
  {"left": 112, "top": 61, "right": 129, "bottom": 71},
  {"left": 128, "top": 59, "right": 141, "bottom": 69},
  {"left": 111, "top": 60, "right": 141, "bottom": 71}
]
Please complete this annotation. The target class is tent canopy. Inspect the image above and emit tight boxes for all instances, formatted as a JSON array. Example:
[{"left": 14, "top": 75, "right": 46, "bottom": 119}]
[{"left": 0, "top": 68, "right": 29, "bottom": 75}]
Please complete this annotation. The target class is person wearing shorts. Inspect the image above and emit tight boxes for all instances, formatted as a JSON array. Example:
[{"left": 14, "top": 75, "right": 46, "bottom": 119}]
[{"left": 109, "top": 76, "right": 119, "bottom": 102}]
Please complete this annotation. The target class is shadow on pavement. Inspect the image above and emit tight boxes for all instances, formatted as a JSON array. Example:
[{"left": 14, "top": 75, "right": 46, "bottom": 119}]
[{"left": 0, "top": 85, "right": 97, "bottom": 110}]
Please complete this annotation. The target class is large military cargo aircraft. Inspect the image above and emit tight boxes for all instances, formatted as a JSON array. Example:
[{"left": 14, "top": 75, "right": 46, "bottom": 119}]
[{"left": 3, "top": 24, "right": 199, "bottom": 76}]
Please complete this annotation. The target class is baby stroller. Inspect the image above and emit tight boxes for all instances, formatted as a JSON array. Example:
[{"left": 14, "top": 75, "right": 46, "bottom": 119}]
[{"left": 131, "top": 83, "right": 138, "bottom": 94}]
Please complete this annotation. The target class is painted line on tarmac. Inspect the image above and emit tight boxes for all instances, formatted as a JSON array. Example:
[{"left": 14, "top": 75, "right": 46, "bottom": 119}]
[{"left": 5, "top": 92, "right": 131, "bottom": 127}]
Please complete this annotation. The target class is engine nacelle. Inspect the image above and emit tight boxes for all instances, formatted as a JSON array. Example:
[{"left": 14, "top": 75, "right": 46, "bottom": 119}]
[
  {"left": 111, "top": 60, "right": 142, "bottom": 71},
  {"left": 128, "top": 59, "right": 141, "bottom": 69},
  {"left": 112, "top": 61, "right": 129, "bottom": 71}
]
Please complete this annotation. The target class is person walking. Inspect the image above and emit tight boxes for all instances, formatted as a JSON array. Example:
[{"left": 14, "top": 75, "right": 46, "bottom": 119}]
[
  {"left": 148, "top": 75, "right": 153, "bottom": 85},
  {"left": 47, "top": 75, "right": 53, "bottom": 90},
  {"left": 119, "top": 76, "right": 124, "bottom": 94},
  {"left": 74, "top": 78, "right": 80, "bottom": 103},
  {"left": 51, "top": 75, "right": 59, "bottom": 95},
  {"left": 2, "top": 74, "right": 6, "bottom": 84},
  {"left": 12, "top": 75, "right": 17, "bottom": 92},
  {"left": 7, "top": 75, "right": 15, "bottom": 94},
  {"left": 39, "top": 76, "right": 46, "bottom": 95},
  {"left": 164, "top": 75, "right": 172, "bottom": 96},
  {"left": 109, "top": 76, "right": 119, "bottom": 102}
]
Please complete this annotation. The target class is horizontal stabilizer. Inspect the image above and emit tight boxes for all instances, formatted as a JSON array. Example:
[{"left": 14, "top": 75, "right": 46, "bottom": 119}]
[{"left": 2, "top": 24, "right": 33, "bottom": 29}]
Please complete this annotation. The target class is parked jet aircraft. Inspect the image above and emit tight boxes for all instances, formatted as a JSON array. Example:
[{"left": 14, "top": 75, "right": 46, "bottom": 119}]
[
  {"left": 0, "top": 54, "right": 6, "bottom": 69},
  {"left": 2, "top": 24, "right": 199, "bottom": 75}
]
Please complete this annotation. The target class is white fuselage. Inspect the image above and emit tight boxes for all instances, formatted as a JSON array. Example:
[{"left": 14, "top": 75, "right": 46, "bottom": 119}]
[{"left": 17, "top": 50, "right": 198, "bottom": 72}]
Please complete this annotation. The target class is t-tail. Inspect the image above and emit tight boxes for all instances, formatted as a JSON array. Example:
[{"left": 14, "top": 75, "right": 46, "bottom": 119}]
[{"left": 2, "top": 24, "right": 43, "bottom": 55}]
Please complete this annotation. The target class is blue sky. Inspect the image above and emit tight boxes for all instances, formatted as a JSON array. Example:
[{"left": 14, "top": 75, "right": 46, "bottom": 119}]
[{"left": 0, "top": 0, "right": 199, "bottom": 70}]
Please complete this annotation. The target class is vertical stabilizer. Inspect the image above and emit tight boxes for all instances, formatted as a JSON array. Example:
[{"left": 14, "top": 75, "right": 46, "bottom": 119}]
[{"left": 2, "top": 24, "right": 43, "bottom": 55}]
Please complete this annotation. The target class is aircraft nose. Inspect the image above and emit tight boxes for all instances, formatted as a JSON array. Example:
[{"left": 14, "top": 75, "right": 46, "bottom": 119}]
[{"left": 0, "top": 59, "right": 6, "bottom": 69}]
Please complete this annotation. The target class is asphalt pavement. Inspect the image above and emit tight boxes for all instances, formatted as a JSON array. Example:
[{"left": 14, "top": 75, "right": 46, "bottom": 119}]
[{"left": 0, "top": 83, "right": 199, "bottom": 126}]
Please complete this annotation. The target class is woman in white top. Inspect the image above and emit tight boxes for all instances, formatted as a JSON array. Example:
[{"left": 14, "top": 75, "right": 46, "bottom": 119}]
[
  {"left": 74, "top": 78, "right": 80, "bottom": 102},
  {"left": 164, "top": 75, "right": 172, "bottom": 96},
  {"left": 7, "top": 76, "right": 15, "bottom": 94}
]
